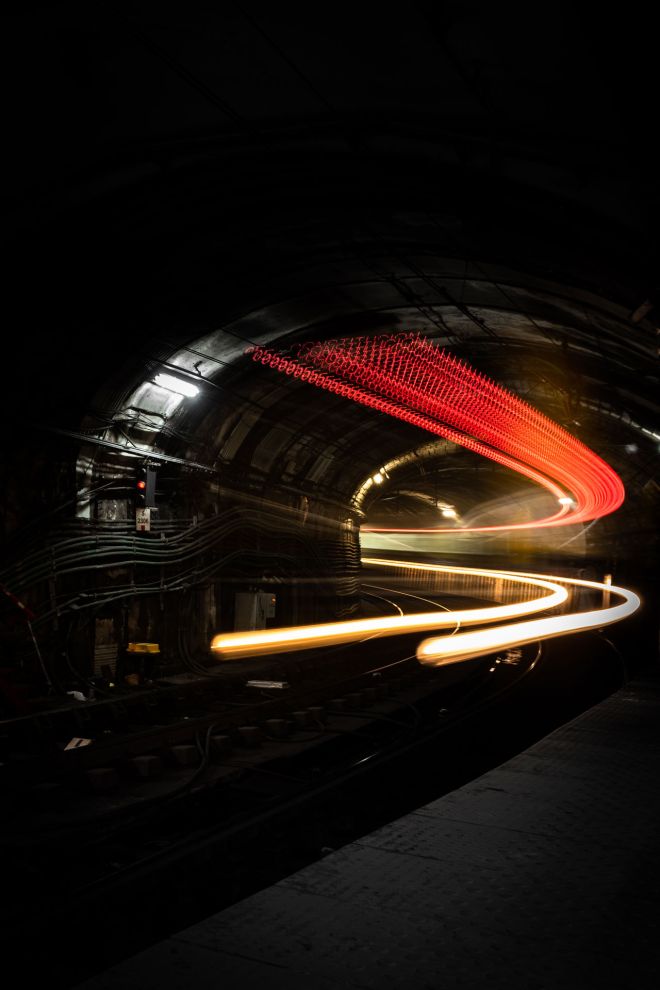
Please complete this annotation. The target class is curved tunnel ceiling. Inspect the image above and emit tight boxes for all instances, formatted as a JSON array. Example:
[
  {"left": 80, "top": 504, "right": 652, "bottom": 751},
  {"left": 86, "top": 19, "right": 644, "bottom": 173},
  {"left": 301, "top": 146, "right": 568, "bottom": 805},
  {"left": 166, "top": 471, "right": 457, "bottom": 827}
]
[
  {"left": 2, "top": 7, "right": 659, "bottom": 566},
  {"left": 63, "top": 242, "right": 659, "bottom": 566},
  {"left": 82, "top": 247, "right": 657, "bottom": 472}
]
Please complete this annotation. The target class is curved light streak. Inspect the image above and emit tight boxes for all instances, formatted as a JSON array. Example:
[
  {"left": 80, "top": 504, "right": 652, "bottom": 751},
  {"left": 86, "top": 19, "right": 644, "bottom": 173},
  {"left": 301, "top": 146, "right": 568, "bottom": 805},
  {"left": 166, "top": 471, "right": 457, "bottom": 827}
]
[
  {"left": 249, "top": 333, "right": 625, "bottom": 532},
  {"left": 211, "top": 560, "right": 568, "bottom": 660},
  {"left": 417, "top": 570, "right": 640, "bottom": 666},
  {"left": 211, "top": 559, "right": 639, "bottom": 667}
]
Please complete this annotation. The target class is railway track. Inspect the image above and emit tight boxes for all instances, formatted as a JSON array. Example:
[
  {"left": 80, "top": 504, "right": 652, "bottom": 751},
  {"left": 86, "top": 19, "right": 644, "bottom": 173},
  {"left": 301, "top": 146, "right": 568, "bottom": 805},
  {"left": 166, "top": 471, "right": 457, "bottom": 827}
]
[{"left": 0, "top": 556, "right": 636, "bottom": 988}]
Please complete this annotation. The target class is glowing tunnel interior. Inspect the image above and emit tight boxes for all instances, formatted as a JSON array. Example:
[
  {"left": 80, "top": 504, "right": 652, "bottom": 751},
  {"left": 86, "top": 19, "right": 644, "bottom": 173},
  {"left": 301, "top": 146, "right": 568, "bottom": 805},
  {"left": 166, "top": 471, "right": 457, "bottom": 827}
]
[
  {"left": 250, "top": 333, "right": 625, "bottom": 533},
  {"left": 209, "top": 335, "right": 637, "bottom": 666}
]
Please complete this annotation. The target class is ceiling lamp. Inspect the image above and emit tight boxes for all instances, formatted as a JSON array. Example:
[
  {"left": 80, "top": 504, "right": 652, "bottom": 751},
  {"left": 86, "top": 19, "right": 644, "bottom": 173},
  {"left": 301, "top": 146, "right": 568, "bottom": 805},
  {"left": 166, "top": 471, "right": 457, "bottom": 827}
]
[{"left": 154, "top": 373, "right": 199, "bottom": 398}]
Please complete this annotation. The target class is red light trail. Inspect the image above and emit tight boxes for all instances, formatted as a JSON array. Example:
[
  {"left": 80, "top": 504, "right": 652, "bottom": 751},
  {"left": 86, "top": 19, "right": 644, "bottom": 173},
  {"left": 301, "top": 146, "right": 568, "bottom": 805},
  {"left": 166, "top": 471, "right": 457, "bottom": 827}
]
[{"left": 249, "top": 333, "right": 624, "bottom": 532}]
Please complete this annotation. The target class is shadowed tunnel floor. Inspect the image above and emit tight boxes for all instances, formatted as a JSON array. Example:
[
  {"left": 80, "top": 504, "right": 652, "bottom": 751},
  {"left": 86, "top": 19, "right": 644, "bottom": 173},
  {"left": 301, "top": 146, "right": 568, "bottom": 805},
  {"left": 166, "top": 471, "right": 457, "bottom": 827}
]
[{"left": 74, "top": 665, "right": 660, "bottom": 990}]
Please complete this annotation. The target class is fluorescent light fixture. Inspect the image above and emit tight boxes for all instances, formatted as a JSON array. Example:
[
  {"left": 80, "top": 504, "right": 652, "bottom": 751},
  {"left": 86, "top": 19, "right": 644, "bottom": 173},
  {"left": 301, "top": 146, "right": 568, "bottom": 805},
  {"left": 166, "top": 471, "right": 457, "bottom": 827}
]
[
  {"left": 154, "top": 373, "right": 199, "bottom": 398},
  {"left": 441, "top": 507, "right": 457, "bottom": 519}
]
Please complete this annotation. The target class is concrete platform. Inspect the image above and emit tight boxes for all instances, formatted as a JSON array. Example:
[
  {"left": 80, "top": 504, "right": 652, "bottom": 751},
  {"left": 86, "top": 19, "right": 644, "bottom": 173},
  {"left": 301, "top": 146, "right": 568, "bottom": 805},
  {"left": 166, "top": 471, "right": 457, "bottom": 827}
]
[{"left": 76, "top": 671, "right": 660, "bottom": 990}]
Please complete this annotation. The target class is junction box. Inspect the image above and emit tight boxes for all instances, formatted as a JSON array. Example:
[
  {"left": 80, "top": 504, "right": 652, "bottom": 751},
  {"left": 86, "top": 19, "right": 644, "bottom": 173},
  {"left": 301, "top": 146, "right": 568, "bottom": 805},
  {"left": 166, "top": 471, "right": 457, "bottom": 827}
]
[{"left": 234, "top": 592, "right": 277, "bottom": 631}]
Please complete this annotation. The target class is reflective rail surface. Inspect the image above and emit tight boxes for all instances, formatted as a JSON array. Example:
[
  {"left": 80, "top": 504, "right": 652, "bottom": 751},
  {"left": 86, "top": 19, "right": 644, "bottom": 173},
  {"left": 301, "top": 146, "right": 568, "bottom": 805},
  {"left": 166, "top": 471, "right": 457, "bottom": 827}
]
[{"left": 211, "top": 558, "right": 640, "bottom": 663}]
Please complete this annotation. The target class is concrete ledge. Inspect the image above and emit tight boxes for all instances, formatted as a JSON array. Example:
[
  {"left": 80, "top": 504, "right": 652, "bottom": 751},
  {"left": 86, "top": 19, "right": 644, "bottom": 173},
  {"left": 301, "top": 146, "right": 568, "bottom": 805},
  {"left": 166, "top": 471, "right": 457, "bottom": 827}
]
[{"left": 75, "top": 673, "right": 660, "bottom": 990}]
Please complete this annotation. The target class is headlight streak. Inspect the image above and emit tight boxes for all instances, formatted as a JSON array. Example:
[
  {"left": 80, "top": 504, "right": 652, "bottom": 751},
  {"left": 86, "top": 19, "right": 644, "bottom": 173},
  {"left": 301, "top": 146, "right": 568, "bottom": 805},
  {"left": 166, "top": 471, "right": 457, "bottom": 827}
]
[
  {"left": 211, "top": 559, "right": 639, "bottom": 666},
  {"left": 211, "top": 559, "right": 568, "bottom": 660},
  {"left": 415, "top": 569, "right": 640, "bottom": 666}
]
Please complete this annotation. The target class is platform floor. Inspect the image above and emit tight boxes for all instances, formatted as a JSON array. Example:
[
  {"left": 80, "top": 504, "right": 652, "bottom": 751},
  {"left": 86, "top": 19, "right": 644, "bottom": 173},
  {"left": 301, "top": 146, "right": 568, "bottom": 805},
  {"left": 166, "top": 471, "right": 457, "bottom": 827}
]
[{"left": 76, "top": 670, "right": 660, "bottom": 990}]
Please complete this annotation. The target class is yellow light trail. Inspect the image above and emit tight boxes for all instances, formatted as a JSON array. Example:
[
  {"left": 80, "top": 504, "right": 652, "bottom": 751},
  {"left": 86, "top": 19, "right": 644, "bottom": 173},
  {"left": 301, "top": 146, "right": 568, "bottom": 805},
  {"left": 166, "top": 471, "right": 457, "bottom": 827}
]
[
  {"left": 211, "top": 559, "right": 567, "bottom": 660},
  {"left": 210, "top": 558, "right": 639, "bottom": 664}
]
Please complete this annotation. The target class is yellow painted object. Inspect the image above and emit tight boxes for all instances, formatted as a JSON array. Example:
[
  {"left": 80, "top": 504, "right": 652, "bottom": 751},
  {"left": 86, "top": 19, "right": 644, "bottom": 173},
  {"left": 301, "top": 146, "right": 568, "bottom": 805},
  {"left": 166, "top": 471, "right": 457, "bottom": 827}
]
[{"left": 127, "top": 642, "right": 160, "bottom": 654}]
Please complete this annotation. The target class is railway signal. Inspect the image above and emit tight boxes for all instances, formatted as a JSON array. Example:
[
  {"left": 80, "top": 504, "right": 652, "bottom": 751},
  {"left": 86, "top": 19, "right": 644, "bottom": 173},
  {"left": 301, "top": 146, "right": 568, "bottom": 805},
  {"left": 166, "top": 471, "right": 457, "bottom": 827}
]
[{"left": 136, "top": 467, "right": 157, "bottom": 508}]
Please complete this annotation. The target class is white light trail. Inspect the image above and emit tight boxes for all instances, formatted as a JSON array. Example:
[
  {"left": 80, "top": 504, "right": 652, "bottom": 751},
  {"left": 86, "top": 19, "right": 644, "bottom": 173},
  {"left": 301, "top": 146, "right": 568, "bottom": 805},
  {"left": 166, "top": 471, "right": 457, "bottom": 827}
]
[
  {"left": 210, "top": 559, "right": 640, "bottom": 665},
  {"left": 416, "top": 570, "right": 640, "bottom": 666}
]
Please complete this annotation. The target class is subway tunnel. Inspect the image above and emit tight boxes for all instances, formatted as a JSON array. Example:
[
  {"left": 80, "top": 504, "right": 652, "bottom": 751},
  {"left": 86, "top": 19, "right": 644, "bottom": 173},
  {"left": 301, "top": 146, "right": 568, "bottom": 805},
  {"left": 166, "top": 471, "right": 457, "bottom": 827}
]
[{"left": 2, "top": 7, "right": 659, "bottom": 987}]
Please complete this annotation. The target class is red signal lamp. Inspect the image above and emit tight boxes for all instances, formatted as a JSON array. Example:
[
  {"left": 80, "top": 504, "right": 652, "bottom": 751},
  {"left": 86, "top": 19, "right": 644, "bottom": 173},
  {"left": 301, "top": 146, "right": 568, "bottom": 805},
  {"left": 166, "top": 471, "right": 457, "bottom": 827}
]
[{"left": 135, "top": 467, "right": 156, "bottom": 507}]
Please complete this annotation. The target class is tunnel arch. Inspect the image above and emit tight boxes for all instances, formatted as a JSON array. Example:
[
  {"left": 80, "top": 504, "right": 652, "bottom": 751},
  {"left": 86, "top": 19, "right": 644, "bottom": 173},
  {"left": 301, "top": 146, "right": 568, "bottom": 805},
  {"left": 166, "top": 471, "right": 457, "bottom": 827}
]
[{"left": 3, "top": 7, "right": 659, "bottom": 689}]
